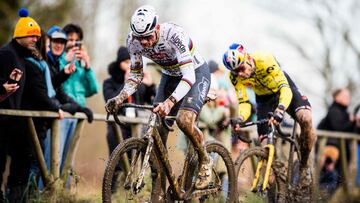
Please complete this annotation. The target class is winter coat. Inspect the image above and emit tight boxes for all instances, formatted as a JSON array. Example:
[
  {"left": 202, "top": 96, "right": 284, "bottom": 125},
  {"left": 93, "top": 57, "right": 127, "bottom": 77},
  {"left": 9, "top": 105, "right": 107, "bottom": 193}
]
[
  {"left": 59, "top": 53, "right": 99, "bottom": 107},
  {"left": 318, "top": 102, "right": 355, "bottom": 132},
  {"left": 0, "top": 39, "right": 30, "bottom": 111},
  {"left": 22, "top": 58, "right": 61, "bottom": 112}
]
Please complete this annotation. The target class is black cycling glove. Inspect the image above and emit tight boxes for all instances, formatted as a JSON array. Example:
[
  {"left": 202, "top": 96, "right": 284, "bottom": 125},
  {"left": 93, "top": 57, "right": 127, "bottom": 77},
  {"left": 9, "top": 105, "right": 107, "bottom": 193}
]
[
  {"left": 273, "top": 105, "right": 285, "bottom": 123},
  {"left": 60, "top": 103, "right": 78, "bottom": 115},
  {"left": 80, "top": 107, "right": 94, "bottom": 123}
]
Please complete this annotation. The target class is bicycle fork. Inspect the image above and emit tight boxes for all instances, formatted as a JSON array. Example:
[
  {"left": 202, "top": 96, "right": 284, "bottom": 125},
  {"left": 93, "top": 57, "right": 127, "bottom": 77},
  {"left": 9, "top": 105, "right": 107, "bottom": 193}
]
[
  {"left": 125, "top": 115, "right": 156, "bottom": 194},
  {"left": 134, "top": 137, "right": 154, "bottom": 194},
  {"left": 251, "top": 144, "right": 275, "bottom": 192}
]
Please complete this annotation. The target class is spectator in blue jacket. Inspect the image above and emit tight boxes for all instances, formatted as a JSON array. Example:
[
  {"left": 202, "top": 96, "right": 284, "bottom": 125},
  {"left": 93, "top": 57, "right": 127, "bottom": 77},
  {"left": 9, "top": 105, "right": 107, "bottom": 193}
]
[{"left": 58, "top": 23, "right": 98, "bottom": 187}]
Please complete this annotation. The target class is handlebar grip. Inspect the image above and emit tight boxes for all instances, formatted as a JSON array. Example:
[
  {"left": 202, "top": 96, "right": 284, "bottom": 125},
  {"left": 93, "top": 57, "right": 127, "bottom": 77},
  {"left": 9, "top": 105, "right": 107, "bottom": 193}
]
[{"left": 230, "top": 118, "right": 243, "bottom": 126}]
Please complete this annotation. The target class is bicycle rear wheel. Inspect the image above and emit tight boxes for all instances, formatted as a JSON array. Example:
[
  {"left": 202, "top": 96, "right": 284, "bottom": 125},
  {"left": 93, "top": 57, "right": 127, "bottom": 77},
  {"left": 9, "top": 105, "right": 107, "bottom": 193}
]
[
  {"left": 183, "top": 141, "right": 237, "bottom": 203},
  {"left": 102, "top": 137, "right": 157, "bottom": 203},
  {"left": 235, "top": 146, "right": 287, "bottom": 203}
]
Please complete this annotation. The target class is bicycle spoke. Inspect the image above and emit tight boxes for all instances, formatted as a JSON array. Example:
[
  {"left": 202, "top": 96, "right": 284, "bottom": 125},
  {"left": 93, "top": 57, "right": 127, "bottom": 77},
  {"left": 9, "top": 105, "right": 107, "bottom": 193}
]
[{"left": 102, "top": 138, "right": 154, "bottom": 203}]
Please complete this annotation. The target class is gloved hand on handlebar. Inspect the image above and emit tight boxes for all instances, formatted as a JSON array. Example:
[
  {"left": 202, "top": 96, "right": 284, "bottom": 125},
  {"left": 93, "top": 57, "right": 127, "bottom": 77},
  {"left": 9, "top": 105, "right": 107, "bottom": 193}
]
[
  {"left": 270, "top": 104, "right": 285, "bottom": 126},
  {"left": 105, "top": 96, "right": 121, "bottom": 114},
  {"left": 230, "top": 116, "right": 244, "bottom": 133},
  {"left": 153, "top": 97, "right": 175, "bottom": 117}
]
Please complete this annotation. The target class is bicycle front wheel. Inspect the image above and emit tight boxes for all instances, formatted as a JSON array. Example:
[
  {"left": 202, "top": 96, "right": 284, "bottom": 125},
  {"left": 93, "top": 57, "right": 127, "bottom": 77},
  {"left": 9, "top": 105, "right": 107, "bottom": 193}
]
[
  {"left": 102, "top": 137, "right": 157, "bottom": 203},
  {"left": 235, "top": 147, "right": 286, "bottom": 203},
  {"left": 184, "top": 141, "right": 237, "bottom": 203}
]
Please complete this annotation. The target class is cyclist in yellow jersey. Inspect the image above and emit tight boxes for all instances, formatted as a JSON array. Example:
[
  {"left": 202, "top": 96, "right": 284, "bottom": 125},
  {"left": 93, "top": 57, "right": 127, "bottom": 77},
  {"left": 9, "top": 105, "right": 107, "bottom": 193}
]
[{"left": 223, "top": 43, "right": 317, "bottom": 188}]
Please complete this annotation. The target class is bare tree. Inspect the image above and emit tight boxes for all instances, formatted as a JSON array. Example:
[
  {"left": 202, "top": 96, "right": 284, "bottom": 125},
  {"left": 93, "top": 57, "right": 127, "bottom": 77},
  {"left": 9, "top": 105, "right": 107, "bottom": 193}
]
[
  {"left": 118, "top": 0, "right": 139, "bottom": 45},
  {"left": 272, "top": 0, "right": 360, "bottom": 107},
  {"left": 0, "top": 0, "right": 74, "bottom": 45}
]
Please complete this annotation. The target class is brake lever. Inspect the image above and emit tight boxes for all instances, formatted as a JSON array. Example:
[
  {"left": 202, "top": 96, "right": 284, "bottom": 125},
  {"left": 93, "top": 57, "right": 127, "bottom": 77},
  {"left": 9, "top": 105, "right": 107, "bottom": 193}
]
[{"left": 113, "top": 108, "right": 126, "bottom": 126}]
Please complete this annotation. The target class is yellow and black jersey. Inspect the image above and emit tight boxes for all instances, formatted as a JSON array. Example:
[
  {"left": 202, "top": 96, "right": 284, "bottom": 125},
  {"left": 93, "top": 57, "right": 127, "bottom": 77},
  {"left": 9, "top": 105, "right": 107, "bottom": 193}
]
[{"left": 229, "top": 51, "right": 293, "bottom": 120}]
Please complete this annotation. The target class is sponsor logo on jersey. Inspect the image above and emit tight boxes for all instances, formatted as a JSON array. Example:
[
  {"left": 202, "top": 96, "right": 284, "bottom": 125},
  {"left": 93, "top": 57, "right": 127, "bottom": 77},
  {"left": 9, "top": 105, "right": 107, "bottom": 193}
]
[
  {"left": 187, "top": 97, "right": 193, "bottom": 104},
  {"left": 266, "top": 66, "right": 274, "bottom": 73},
  {"left": 198, "top": 77, "right": 210, "bottom": 101},
  {"left": 170, "top": 34, "right": 186, "bottom": 53}
]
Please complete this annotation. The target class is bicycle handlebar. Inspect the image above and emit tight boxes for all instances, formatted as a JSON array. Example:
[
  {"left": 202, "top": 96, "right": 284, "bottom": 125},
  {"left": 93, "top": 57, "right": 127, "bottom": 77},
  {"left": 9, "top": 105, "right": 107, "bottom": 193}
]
[
  {"left": 230, "top": 118, "right": 269, "bottom": 144},
  {"left": 230, "top": 118, "right": 269, "bottom": 128},
  {"left": 118, "top": 103, "right": 153, "bottom": 110},
  {"left": 230, "top": 117, "right": 291, "bottom": 142},
  {"left": 110, "top": 103, "right": 174, "bottom": 131}
]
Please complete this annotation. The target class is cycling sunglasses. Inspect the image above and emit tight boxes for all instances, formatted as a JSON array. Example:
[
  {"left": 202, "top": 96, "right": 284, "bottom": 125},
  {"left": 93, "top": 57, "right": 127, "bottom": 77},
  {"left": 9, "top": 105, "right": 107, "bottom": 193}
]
[
  {"left": 132, "top": 33, "right": 154, "bottom": 41},
  {"left": 231, "top": 61, "right": 251, "bottom": 74}
]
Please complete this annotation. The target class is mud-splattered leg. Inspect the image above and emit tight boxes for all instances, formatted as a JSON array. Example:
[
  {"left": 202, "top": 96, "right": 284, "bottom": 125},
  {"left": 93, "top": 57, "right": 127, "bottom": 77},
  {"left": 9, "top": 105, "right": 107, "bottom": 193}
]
[
  {"left": 176, "top": 110, "right": 210, "bottom": 164},
  {"left": 295, "top": 108, "right": 317, "bottom": 202},
  {"left": 295, "top": 109, "right": 317, "bottom": 169}
]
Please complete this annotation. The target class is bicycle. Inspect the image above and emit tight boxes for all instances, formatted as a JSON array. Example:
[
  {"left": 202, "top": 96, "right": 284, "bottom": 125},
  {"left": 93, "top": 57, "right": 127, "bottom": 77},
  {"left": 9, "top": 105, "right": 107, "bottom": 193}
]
[
  {"left": 102, "top": 103, "right": 237, "bottom": 203},
  {"left": 231, "top": 116, "right": 306, "bottom": 203}
]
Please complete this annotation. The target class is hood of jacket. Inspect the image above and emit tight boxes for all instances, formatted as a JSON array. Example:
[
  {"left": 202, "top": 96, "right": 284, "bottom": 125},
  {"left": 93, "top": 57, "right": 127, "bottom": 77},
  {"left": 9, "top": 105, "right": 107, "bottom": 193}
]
[{"left": 108, "top": 61, "right": 126, "bottom": 84}]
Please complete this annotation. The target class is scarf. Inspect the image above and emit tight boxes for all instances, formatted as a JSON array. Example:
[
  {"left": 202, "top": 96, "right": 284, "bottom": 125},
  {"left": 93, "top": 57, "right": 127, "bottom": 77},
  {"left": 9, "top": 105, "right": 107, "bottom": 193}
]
[{"left": 25, "top": 57, "right": 56, "bottom": 98}]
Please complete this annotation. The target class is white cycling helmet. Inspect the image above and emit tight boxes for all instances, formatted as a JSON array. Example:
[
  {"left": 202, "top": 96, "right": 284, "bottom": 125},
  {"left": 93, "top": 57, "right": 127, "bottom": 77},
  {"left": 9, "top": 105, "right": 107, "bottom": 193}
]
[{"left": 130, "top": 5, "right": 159, "bottom": 37}]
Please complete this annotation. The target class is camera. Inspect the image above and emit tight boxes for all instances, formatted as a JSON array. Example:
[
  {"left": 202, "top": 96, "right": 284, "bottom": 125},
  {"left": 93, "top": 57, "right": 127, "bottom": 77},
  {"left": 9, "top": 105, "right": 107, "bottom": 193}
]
[{"left": 75, "top": 41, "right": 82, "bottom": 49}]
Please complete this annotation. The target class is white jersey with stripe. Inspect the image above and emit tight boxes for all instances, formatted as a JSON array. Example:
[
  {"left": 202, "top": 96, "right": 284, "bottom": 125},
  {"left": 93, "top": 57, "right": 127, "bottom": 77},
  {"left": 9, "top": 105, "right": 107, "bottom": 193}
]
[{"left": 126, "top": 22, "right": 205, "bottom": 77}]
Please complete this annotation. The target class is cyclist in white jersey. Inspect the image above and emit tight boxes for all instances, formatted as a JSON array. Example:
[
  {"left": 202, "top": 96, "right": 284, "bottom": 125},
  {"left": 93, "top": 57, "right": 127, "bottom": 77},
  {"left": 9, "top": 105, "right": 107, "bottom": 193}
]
[{"left": 105, "top": 5, "right": 212, "bottom": 193}]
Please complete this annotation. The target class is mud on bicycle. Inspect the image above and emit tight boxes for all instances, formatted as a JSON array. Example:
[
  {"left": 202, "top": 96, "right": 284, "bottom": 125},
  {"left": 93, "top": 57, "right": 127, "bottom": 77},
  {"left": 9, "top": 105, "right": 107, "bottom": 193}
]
[
  {"left": 231, "top": 114, "right": 312, "bottom": 203},
  {"left": 102, "top": 102, "right": 238, "bottom": 202}
]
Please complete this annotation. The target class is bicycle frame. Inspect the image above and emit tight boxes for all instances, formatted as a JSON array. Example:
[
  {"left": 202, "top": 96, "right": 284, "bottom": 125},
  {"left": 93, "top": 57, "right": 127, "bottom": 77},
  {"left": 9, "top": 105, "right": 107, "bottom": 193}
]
[
  {"left": 251, "top": 124, "right": 276, "bottom": 192},
  {"left": 241, "top": 121, "right": 301, "bottom": 193},
  {"left": 125, "top": 111, "right": 221, "bottom": 200}
]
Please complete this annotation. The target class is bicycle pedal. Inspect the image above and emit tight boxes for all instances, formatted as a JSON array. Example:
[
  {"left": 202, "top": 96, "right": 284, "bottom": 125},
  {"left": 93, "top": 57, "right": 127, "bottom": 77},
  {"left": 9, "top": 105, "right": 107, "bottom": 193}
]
[{"left": 208, "top": 182, "right": 215, "bottom": 188}]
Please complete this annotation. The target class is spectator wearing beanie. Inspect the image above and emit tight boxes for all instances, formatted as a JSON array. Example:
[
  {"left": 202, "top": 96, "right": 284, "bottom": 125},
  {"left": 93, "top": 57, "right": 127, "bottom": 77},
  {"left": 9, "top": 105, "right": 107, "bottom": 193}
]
[
  {"left": 103, "top": 46, "right": 156, "bottom": 192},
  {"left": 0, "top": 8, "right": 42, "bottom": 202}
]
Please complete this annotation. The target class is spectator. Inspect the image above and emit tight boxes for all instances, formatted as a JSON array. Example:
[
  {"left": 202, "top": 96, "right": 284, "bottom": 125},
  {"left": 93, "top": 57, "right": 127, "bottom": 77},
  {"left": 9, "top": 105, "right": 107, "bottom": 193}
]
[
  {"left": 319, "top": 145, "right": 339, "bottom": 196},
  {"left": 317, "top": 88, "right": 355, "bottom": 155},
  {"left": 57, "top": 23, "right": 98, "bottom": 187},
  {"left": 318, "top": 88, "right": 356, "bottom": 136},
  {"left": 102, "top": 46, "right": 155, "bottom": 192},
  {"left": 22, "top": 29, "right": 65, "bottom": 133},
  {"left": 0, "top": 8, "right": 41, "bottom": 202},
  {"left": 46, "top": 26, "right": 75, "bottom": 88},
  {"left": 31, "top": 26, "right": 94, "bottom": 189},
  {"left": 103, "top": 46, "right": 155, "bottom": 145},
  {"left": 317, "top": 88, "right": 357, "bottom": 191}
]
